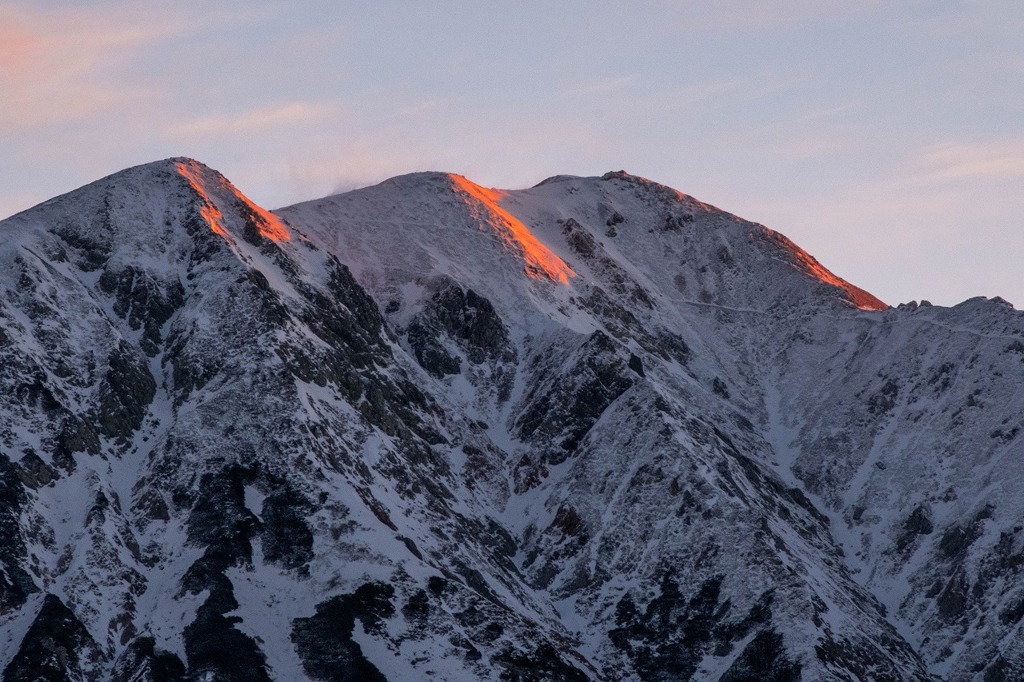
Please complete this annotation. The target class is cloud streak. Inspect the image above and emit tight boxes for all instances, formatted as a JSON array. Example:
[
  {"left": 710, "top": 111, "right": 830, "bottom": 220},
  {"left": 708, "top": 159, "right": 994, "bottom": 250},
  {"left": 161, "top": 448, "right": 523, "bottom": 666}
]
[
  {"left": 169, "top": 102, "right": 342, "bottom": 139},
  {"left": 905, "top": 140, "right": 1024, "bottom": 184}
]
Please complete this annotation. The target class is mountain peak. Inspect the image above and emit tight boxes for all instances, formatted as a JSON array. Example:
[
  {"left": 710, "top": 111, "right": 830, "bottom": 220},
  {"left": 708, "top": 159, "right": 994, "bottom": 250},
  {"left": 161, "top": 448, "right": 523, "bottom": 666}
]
[{"left": 174, "top": 158, "right": 291, "bottom": 244}]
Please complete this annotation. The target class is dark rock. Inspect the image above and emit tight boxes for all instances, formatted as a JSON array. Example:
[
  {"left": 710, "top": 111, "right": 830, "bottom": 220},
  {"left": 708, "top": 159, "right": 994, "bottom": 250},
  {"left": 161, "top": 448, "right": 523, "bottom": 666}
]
[
  {"left": 563, "top": 218, "right": 597, "bottom": 257},
  {"left": 182, "top": 466, "right": 260, "bottom": 592},
  {"left": 98, "top": 266, "right": 185, "bottom": 355},
  {"left": 427, "top": 576, "right": 450, "bottom": 597},
  {"left": 136, "top": 488, "right": 171, "bottom": 523},
  {"left": 938, "top": 521, "right": 984, "bottom": 562},
  {"left": 183, "top": 581, "right": 271, "bottom": 682},
  {"left": 402, "top": 589, "right": 430, "bottom": 624},
  {"left": 14, "top": 367, "right": 62, "bottom": 414},
  {"left": 16, "top": 450, "right": 55, "bottom": 488},
  {"left": 904, "top": 505, "right": 935, "bottom": 536},
  {"left": 1000, "top": 597, "right": 1024, "bottom": 626},
  {"left": 712, "top": 377, "right": 730, "bottom": 399},
  {"left": 167, "top": 328, "right": 223, "bottom": 405},
  {"left": 983, "top": 656, "right": 1018, "bottom": 681},
  {"left": 398, "top": 535, "right": 424, "bottom": 560},
  {"left": 3, "top": 594, "right": 105, "bottom": 681},
  {"left": 814, "top": 632, "right": 930, "bottom": 681},
  {"left": 98, "top": 342, "right": 156, "bottom": 441},
  {"left": 717, "top": 246, "right": 735, "bottom": 267},
  {"left": 628, "top": 353, "right": 645, "bottom": 377},
  {"left": 867, "top": 379, "right": 899, "bottom": 415},
  {"left": 260, "top": 484, "right": 314, "bottom": 572},
  {"left": 0, "top": 454, "right": 36, "bottom": 611},
  {"left": 55, "top": 414, "right": 101, "bottom": 462},
  {"left": 927, "top": 362, "right": 956, "bottom": 394},
  {"left": 896, "top": 504, "right": 935, "bottom": 551},
  {"left": 609, "top": 573, "right": 784, "bottom": 681},
  {"left": 516, "top": 330, "right": 633, "bottom": 474},
  {"left": 606, "top": 211, "right": 625, "bottom": 227},
  {"left": 936, "top": 569, "right": 969, "bottom": 622},
  {"left": 243, "top": 269, "right": 291, "bottom": 326},
  {"left": 292, "top": 582, "right": 395, "bottom": 682},
  {"left": 53, "top": 218, "right": 112, "bottom": 271},
  {"left": 283, "top": 259, "right": 439, "bottom": 444},
  {"left": 562, "top": 220, "right": 657, "bottom": 314},
  {"left": 549, "top": 505, "right": 584, "bottom": 538},
  {"left": 406, "top": 281, "right": 516, "bottom": 377},
  {"left": 407, "top": 319, "right": 461, "bottom": 376}
]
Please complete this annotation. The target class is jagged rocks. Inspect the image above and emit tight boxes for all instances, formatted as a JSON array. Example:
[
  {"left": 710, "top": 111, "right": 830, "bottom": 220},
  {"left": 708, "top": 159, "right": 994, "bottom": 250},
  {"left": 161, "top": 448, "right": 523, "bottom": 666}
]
[
  {"left": 609, "top": 575, "right": 796, "bottom": 682},
  {"left": 259, "top": 484, "right": 315, "bottom": 572},
  {"left": 183, "top": 578, "right": 270, "bottom": 681},
  {"left": 719, "top": 631, "right": 801, "bottom": 682},
  {"left": 3, "top": 594, "right": 105, "bottom": 681},
  {"left": 406, "top": 281, "right": 516, "bottom": 378},
  {"left": 98, "top": 266, "right": 184, "bottom": 355},
  {"left": 492, "top": 642, "right": 590, "bottom": 682},
  {"left": 97, "top": 342, "right": 156, "bottom": 441},
  {"left": 15, "top": 450, "right": 56, "bottom": 489},
  {"left": 515, "top": 330, "right": 634, "bottom": 475},
  {"left": 185, "top": 467, "right": 260, "bottom": 568}
]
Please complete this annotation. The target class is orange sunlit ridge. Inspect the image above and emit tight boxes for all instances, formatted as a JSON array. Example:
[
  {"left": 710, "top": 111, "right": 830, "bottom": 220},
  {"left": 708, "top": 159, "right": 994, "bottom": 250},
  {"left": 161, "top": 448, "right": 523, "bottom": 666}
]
[
  {"left": 176, "top": 160, "right": 290, "bottom": 243},
  {"left": 176, "top": 162, "right": 229, "bottom": 239},
  {"left": 449, "top": 175, "right": 574, "bottom": 284},
  {"left": 774, "top": 233, "right": 886, "bottom": 311}
]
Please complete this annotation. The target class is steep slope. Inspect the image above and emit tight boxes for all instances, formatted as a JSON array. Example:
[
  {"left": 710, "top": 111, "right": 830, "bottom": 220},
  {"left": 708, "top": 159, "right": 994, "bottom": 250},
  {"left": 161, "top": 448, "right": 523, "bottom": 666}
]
[
  {"left": 766, "top": 297, "right": 1024, "bottom": 680},
  {"left": 0, "top": 160, "right": 594, "bottom": 681},
  {"left": 0, "top": 159, "right": 1019, "bottom": 680},
  {"left": 281, "top": 169, "right": 1022, "bottom": 680}
]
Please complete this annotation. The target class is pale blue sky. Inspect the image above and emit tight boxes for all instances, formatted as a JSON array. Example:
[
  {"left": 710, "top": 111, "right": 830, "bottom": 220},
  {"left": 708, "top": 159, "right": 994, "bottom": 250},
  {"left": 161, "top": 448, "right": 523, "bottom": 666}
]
[{"left": 2, "top": 1, "right": 1022, "bottom": 306}]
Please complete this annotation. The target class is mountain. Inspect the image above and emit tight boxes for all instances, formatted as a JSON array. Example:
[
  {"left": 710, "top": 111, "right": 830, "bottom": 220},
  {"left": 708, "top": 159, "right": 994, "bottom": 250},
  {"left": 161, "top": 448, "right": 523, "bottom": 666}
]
[{"left": 0, "top": 158, "right": 1020, "bottom": 680}]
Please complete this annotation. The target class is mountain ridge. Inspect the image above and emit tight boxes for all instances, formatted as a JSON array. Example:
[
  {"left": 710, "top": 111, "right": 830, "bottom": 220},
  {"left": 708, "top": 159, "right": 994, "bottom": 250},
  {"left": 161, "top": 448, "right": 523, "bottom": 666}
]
[{"left": 0, "top": 157, "right": 1020, "bottom": 680}]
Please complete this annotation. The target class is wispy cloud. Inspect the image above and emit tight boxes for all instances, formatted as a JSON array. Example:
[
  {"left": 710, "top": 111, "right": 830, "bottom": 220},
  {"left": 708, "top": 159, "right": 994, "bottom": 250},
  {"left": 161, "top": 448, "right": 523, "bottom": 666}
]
[
  {"left": 170, "top": 102, "right": 342, "bottom": 138},
  {"left": 904, "top": 140, "right": 1024, "bottom": 184}
]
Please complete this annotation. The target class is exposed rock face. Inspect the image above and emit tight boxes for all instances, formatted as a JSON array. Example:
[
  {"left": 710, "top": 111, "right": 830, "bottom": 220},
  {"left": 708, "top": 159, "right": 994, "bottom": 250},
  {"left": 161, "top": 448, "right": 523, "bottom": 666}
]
[
  {"left": 291, "top": 582, "right": 395, "bottom": 681},
  {"left": 406, "top": 281, "right": 516, "bottom": 377},
  {"left": 4, "top": 594, "right": 105, "bottom": 681},
  {"left": 0, "top": 159, "right": 1020, "bottom": 680}
]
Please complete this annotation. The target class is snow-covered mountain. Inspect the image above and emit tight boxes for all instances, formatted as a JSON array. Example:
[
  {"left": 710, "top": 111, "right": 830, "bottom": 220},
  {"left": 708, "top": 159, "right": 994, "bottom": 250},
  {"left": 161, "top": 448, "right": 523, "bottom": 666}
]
[{"left": 0, "top": 158, "right": 1020, "bottom": 680}]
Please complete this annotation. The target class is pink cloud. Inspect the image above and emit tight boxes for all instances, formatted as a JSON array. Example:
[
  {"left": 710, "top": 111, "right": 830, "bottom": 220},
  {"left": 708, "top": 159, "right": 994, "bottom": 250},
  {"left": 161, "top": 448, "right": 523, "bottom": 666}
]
[
  {"left": 0, "top": 6, "right": 181, "bottom": 132},
  {"left": 0, "top": 4, "right": 274, "bottom": 134}
]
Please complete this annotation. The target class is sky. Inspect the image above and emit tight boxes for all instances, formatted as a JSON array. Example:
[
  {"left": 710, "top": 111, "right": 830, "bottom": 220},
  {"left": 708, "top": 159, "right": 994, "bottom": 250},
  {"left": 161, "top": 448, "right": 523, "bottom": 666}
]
[{"left": 1, "top": 1, "right": 1022, "bottom": 307}]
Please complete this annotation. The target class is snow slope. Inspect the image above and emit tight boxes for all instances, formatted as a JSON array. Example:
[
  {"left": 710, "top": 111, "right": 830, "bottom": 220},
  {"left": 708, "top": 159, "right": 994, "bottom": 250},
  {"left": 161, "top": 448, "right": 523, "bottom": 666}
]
[{"left": 0, "top": 159, "right": 1020, "bottom": 680}]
